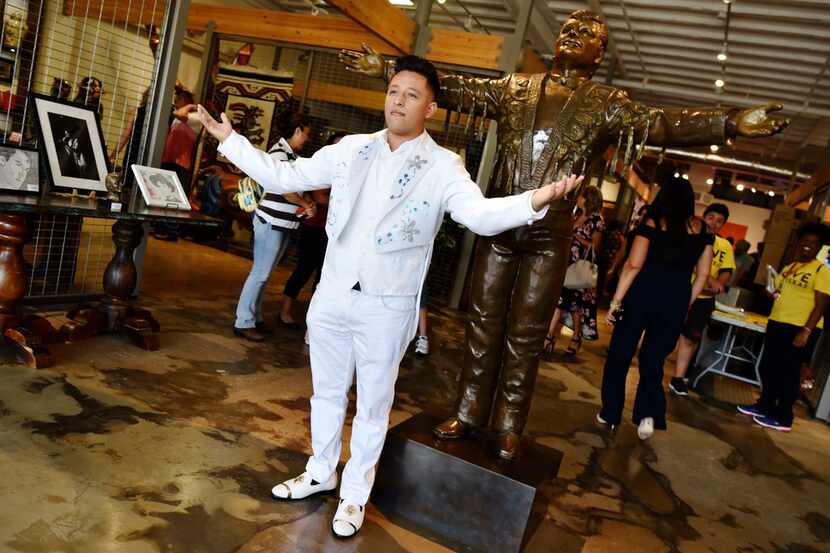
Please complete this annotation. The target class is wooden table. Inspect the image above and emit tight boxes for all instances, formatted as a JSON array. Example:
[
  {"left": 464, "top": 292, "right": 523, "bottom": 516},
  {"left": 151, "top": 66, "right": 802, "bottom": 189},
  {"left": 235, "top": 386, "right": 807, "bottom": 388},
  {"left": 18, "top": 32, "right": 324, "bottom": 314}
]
[{"left": 0, "top": 193, "right": 220, "bottom": 368}]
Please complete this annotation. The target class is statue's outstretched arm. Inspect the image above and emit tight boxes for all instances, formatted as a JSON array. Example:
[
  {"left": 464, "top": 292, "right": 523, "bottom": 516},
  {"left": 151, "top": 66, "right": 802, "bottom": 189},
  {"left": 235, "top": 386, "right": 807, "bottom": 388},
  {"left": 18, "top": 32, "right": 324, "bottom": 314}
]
[
  {"left": 603, "top": 90, "right": 789, "bottom": 174},
  {"left": 607, "top": 89, "right": 789, "bottom": 148}
]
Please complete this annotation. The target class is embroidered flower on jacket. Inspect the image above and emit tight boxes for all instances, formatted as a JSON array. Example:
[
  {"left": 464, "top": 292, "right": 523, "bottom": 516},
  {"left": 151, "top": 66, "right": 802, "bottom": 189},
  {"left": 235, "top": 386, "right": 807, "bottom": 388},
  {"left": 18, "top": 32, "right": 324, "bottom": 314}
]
[{"left": 390, "top": 155, "right": 428, "bottom": 200}]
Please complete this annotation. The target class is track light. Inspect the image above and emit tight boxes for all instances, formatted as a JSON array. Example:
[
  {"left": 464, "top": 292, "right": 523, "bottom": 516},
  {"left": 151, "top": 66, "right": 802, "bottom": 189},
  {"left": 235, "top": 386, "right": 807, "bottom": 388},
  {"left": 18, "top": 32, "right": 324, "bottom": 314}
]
[
  {"left": 682, "top": 174, "right": 689, "bottom": 180},
  {"left": 715, "top": 79, "right": 725, "bottom": 88},
  {"left": 717, "top": 51, "right": 727, "bottom": 62},
  {"left": 736, "top": 184, "right": 744, "bottom": 191},
  {"left": 674, "top": 172, "right": 680, "bottom": 178},
  {"left": 751, "top": 187, "right": 757, "bottom": 194},
  {"left": 768, "top": 191, "right": 775, "bottom": 197}
]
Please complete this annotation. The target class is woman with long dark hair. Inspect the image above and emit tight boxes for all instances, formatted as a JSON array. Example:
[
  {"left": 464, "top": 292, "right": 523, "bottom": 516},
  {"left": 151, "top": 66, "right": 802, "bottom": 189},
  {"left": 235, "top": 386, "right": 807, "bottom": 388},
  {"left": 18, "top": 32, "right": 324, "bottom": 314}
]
[{"left": 598, "top": 177, "right": 713, "bottom": 439}]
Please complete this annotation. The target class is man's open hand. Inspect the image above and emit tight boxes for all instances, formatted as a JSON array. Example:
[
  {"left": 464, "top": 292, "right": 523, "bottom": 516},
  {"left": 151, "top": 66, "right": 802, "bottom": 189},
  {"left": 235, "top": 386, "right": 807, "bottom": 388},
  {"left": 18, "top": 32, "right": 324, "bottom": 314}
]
[
  {"left": 197, "top": 104, "right": 232, "bottom": 143},
  {"left": 531, "top": 174, "right": 584, "bottom": 211}
]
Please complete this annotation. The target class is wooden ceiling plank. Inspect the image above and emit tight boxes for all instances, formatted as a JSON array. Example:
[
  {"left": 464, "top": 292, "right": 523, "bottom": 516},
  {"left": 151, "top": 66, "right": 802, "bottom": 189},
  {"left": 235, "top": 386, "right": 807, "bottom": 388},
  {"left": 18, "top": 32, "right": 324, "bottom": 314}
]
[{"left": 325, "top": 0, "right": 416, "bottom": 53}]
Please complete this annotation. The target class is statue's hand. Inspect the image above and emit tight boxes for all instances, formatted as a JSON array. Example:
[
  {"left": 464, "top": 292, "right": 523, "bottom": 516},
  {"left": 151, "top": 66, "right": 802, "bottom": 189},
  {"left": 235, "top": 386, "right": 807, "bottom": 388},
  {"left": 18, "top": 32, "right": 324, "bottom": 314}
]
[
  {"left": 732, "top": 103, "right": 790, "bottom": 138},
  {"left": 338, "top": 43, "right": 386, "bottom": 79}
]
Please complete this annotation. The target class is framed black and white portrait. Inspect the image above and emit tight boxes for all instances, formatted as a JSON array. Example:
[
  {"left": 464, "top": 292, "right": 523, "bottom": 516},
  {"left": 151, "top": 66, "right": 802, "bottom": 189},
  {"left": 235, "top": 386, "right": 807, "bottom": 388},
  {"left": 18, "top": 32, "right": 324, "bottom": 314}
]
[
  {"left": 0, "top": 145, "right": 39, "bottom": 193},
  {"left": 32, "top": 93, "right": 109, "bottom": 193},
  {"left": 131, "top": 165, "right": 191, "bottom": 210}
]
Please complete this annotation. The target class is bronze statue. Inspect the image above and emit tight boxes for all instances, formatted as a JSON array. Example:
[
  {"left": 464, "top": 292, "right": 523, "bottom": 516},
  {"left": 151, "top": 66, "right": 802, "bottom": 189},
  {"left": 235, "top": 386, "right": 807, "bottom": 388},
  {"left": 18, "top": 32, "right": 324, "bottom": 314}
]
[{"left": 341, "top": 10, "right": 788, "bottom": 459}]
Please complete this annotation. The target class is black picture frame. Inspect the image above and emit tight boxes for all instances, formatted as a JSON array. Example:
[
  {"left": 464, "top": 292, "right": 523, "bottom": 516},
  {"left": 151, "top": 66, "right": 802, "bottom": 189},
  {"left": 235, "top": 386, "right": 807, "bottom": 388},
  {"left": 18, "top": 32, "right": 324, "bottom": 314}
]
[{"left": 30, "top": 92, "right": 110, "bottom": 194}]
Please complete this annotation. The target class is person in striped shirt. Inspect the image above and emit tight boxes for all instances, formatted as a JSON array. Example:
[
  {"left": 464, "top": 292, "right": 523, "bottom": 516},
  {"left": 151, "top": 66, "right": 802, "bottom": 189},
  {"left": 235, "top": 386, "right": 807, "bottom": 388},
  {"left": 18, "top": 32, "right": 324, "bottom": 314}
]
[{"left": 233, "top": 112, "right": 316, "bottom": 342}]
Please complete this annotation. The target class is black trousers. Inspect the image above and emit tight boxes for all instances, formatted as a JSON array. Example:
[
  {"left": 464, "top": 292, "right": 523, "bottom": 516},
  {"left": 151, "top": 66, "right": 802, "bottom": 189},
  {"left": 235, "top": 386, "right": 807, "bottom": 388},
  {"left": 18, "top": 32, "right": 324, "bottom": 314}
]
[
  {"left": 600, "top": 269, "right": 690, "bottom": 430},
  {"left": 757, "top": 320, "right": 814, "bottom": 426},
  {"left": 283, "top": 225, "right": 328, "bottom": 299}
]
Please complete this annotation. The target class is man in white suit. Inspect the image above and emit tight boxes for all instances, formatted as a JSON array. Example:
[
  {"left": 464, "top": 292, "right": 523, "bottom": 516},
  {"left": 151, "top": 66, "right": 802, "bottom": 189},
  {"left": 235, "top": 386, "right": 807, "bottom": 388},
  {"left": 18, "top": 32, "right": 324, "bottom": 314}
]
[{"left": 198, "top": 55, "right": 581, "bottom": 538}]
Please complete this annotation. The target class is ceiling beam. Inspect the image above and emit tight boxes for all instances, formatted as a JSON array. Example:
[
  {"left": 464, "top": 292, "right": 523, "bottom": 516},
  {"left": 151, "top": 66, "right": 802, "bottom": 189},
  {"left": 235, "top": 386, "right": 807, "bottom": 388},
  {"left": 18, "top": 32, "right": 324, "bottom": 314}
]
[
  {"left": 617, "top": 0, "right": 830, "bottom": 23},
  {"left": 614, "top": 79, "right": 830, "bottom": 119},
  {"left": 64, "top": 1, "right": 502, "bottom": 71},
  {"left": 605, "top": 20, "right": 830, "bottom": 52},
  {"left": 425, "top": 28, "right": 504, "bottom": 70},
  {"left": 188, "top": 5, "right": 401, "bottom": 55},
  {"left": 324, "top": 0, "right": 416, "bottom": 53},
  {"left": 504, "top": 0, "right": 558, "bottom": 62},
  {"left": 586, "top": 0, "right": 626, "bottom": 80}
]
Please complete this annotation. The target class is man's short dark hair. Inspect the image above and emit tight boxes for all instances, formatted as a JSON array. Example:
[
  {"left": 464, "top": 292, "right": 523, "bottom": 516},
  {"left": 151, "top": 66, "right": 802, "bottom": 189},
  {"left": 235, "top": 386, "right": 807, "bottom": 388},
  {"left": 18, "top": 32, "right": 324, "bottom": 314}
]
[
  {"left": 798, "top": 222, "right": 828, "bottom": 243},
  {"left": 704, "top": 202, "right": 730, "bottom": 221},
  {"left": 278, "top": 111, "right": 312, "bottom": 139},
  {"left": 393, "top": 55, "right": 441, "bottom": 102}
]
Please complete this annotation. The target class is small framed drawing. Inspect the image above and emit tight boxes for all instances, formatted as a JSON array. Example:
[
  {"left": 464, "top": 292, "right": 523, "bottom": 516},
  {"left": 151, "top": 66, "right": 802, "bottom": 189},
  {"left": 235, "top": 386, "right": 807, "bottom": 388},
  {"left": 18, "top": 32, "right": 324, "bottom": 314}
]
[
  {"left": 0, "top": 145, "right": 39, "bottom": 193},
  {"left": 131, "top": 165, "right": 191, "bottom": 210},
  {"left": 31, "top": 93, "right": 109, "bottom": 193}
]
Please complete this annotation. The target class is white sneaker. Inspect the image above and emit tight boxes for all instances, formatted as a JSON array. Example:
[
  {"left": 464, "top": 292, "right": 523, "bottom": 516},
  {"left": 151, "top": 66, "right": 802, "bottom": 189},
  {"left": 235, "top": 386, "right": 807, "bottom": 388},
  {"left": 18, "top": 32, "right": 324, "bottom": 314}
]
[
  {"left": 271, "top": 471, "right": 337, "bottom": 500},
  {"left": 637, "top": 417, "right": 654, "bottom": 440},
  {"left": 332, "top": 498, "right": 365, "bottom": 538},
  {"left": 415, "top": 335, "right": 429, "bottom": 356}
]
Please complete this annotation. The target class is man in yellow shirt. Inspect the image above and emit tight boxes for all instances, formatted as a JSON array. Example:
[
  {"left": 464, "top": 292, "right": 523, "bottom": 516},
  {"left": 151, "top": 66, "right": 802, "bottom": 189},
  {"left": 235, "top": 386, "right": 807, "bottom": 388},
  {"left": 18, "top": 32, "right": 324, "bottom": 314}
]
[
  {"left": 738, "top": 223, "right": 830, "bottom": 431},
  {"left": 670, "top": 203, "right": 735, "bottom": 396}
]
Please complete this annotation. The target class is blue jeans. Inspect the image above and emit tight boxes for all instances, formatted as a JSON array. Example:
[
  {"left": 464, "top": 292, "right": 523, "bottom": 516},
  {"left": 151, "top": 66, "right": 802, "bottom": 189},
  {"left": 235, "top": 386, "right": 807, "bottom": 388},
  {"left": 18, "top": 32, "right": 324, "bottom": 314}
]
[{"left": 235, "top": 216, "right": 289, "bottom": 328}]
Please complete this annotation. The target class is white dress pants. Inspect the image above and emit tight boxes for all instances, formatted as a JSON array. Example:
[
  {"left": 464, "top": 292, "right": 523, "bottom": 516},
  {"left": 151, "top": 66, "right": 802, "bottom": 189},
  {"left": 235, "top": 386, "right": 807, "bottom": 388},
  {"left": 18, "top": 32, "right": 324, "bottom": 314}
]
[{"left": 304, "top": 283, "right": 415, "bottom": 505}]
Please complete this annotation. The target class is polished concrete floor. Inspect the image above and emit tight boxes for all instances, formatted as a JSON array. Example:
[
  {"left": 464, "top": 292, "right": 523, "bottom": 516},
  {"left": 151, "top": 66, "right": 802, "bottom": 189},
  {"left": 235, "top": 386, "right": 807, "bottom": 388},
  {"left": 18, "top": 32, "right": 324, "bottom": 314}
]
[{"left": 1, "top": 237, "right": 829, "bottom": 552}]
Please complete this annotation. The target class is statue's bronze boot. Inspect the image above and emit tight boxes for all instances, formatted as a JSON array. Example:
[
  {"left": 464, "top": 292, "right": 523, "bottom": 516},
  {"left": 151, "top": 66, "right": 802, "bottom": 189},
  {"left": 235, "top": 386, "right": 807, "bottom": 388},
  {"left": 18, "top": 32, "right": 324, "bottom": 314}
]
[
  {"left": 495, "top": 431, "right": 522, "bottom": 460},
  {"left": 433, "top": 416, "right": 472, "bottom": 439}
]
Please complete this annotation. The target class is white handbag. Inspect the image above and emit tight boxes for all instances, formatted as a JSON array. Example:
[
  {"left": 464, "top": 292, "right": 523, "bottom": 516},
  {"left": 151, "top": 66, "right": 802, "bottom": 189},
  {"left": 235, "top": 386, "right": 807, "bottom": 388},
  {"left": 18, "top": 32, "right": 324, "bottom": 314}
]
[{"left": 563, "top": 247, "right": 598, "bottom": 290}]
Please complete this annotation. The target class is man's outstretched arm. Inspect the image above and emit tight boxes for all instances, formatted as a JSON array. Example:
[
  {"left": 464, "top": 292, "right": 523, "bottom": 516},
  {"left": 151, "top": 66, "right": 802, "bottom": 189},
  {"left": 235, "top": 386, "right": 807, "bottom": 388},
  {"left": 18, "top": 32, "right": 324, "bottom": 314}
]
[
  {"left": 442, "top": 154, "right": 583, "bottom": 236},
  {"left": 198, "top": 105, "right": 333, "bottom": 194}
]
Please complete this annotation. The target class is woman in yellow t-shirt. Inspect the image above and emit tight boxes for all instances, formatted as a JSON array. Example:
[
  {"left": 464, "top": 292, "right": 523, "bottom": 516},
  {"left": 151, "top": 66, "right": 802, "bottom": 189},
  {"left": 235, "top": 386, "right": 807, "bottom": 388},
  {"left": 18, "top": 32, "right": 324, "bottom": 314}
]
[{"left": 738, "top": 223, "right": 830, "bottom": 432}]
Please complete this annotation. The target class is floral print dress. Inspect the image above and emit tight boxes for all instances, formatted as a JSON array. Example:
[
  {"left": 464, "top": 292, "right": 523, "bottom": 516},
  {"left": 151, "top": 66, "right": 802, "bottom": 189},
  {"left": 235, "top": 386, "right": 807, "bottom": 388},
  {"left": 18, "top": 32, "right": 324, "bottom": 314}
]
[{"left": 559, "top": 213, "right": 605, "bottom": 341}]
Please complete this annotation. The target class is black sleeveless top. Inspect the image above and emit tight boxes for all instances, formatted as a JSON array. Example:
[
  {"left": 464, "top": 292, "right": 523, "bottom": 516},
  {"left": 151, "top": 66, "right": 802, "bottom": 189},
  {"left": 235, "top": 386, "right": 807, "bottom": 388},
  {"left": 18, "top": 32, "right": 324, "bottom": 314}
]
[{"left": 634, "top": 218, "right": 714, "bottom": 275}]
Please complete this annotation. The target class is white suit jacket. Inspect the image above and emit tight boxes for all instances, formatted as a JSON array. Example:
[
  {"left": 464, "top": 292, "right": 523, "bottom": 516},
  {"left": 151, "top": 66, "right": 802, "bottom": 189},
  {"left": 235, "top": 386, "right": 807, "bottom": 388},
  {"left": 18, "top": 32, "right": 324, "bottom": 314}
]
[{"left": 219, "top": 129, "right": 547, "bottom": 300}]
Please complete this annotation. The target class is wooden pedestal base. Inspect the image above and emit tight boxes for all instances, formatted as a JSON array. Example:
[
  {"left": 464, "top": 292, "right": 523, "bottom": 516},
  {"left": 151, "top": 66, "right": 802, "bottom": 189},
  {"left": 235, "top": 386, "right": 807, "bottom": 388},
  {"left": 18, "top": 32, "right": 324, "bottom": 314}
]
[
  {"left": 60, "top": 219, "right": 161, "bottom": 351},
  {"left": 0, "top": 214, "right": 162, "bottom": 368}
]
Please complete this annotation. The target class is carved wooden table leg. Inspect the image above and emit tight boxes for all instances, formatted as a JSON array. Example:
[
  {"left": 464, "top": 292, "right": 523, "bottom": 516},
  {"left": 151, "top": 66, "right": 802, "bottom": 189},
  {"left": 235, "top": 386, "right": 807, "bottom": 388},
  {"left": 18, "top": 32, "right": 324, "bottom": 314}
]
[
  {"left": 0, "top": 214, "right": 53, "bottom": 368},
  {"left": 62, "top": 219, "right": 160, "bottom": 350}
]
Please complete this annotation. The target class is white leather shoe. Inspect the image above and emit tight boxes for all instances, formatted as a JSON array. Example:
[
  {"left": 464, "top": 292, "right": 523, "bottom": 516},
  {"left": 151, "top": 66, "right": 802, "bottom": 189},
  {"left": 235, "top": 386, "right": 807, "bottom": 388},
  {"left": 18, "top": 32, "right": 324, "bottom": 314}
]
[
  {"left": 637, "top": 417, "right": 654, "bottom": 440},
  {"left": 271, "top": 471, "right": 337, "bottom": 500},
  {"left": 332, "top": 499, "right": 365, "bottom": 538}
]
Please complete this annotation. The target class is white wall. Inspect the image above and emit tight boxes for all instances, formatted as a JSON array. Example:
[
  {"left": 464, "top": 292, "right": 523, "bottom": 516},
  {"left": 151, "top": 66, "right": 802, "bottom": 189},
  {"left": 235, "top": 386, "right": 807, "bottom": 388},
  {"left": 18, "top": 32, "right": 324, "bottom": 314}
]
[{"left": 697, "top": 199, "right": 771, "bottom": 252}]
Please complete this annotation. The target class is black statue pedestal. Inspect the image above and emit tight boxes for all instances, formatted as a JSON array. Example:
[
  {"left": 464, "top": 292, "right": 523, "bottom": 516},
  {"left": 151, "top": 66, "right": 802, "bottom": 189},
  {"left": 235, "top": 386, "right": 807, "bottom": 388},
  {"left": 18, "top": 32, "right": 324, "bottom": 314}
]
[{"left": 372, "top": 412, "right": 562, "bottom": 553}]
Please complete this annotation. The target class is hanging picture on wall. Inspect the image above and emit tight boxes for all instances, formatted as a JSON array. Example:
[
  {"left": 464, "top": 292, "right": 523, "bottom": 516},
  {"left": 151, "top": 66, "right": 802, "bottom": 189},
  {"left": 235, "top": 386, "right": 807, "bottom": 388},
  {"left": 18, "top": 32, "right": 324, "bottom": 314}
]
[
  {"left": 131, "top": 165, "right": 191, "bottom": 210},
  {"left": 0, "top": 145, "right": 39, "bottom": 193},
  {"left": 31, "top": 93, "right": 108, "bottom": 193}
]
